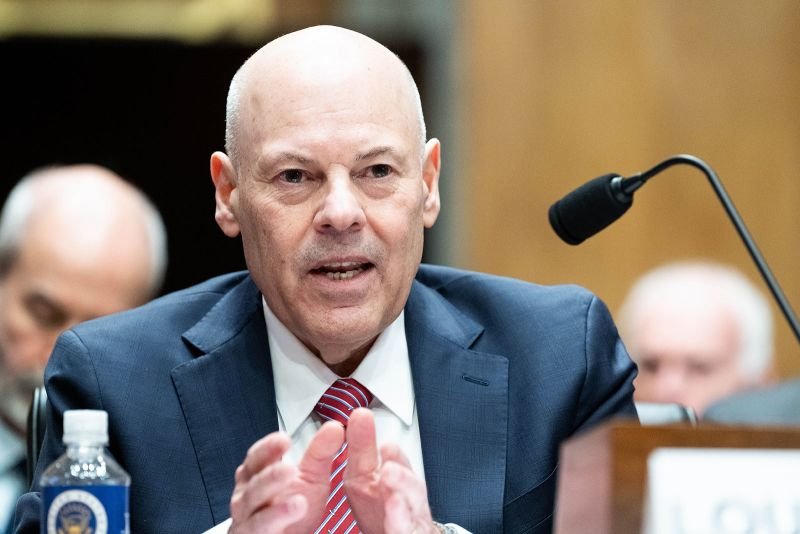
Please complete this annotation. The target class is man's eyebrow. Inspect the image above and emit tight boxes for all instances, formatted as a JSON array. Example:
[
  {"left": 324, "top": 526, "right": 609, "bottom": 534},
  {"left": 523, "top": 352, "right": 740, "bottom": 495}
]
[
  {"left": 355, "top": 146, "right": 400, "bottom": 161},
  {"left": 258, "top": 151, "right": 314, "bottom": 168},
  {"left": 24, "top": 291, "right": 61, "bottom": 309}
]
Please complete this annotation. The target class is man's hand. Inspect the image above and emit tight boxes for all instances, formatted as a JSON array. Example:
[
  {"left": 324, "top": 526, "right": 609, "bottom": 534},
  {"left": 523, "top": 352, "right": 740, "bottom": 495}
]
[
  {"left": 345, "top": 408, "right": 438, "bottom": 534},
  {"left": 229, "top": 421, "right": 344, "bottom": 534}
]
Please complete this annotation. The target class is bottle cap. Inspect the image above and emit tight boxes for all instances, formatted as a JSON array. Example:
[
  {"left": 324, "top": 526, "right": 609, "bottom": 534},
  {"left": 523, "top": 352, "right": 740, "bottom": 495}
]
[{"left": 63, "top": 410, "right": 109, "bottom": 445}]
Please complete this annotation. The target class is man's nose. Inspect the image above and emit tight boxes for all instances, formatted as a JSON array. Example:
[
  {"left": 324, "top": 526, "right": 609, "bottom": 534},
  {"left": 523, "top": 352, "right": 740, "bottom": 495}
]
[
  {"left": 313, "top": 173, "right": 366, "bottom": 233},
  {"left": 651, "top": 368, "right": 687, "bottom": 403}
]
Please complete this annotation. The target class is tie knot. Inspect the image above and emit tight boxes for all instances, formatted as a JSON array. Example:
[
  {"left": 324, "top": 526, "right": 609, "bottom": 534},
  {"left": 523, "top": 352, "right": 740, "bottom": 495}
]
[{"left": 314, "top": 378, "right": 373, "bottom": 426}]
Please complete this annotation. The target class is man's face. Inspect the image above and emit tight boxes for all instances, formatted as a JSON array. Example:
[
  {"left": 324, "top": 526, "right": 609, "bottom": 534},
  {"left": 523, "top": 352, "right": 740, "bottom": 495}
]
[
  {"left": 213, "top": 56, "right": 440, "bottom": 373},
  {"left": 630, "top": 304, "right": 744, "bottom": 416},
  {"left": 0, "top": 216, "right": 151, "bottom": 424}
]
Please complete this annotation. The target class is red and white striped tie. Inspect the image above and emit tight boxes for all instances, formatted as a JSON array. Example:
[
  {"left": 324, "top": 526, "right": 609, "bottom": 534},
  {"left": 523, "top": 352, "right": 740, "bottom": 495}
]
[{"left": 314, "top": 378, "right": 373, "bottom": 534}]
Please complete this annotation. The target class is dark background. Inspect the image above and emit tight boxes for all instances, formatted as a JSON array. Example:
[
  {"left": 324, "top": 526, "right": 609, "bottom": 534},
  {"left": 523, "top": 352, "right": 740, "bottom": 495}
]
[{"left": 0, "top": 36, "right": 423, "bottom": 294}]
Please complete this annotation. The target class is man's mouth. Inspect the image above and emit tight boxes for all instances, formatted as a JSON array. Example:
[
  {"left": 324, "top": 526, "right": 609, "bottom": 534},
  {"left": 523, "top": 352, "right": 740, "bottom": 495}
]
[{"left": 311, "top": 261, "right": 373, "bottom": 280}]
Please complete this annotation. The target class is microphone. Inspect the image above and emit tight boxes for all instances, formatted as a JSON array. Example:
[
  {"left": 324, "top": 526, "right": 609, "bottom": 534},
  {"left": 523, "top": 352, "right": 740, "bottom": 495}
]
[
  {"left": 548, "top": 154, "right": 800, "bottom": 345},
  {"left": 548, "top": 173, "right": 644, "bottom": 245}
]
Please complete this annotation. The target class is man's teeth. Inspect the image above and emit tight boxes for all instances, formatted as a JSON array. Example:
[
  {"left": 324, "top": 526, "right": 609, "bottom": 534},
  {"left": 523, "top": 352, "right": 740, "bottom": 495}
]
[
  {"left": 326, "top": 269, "right": 360, "bottom": 280},
  {"left": 321, "top": 262, "right": 365, "bottom": 280}
]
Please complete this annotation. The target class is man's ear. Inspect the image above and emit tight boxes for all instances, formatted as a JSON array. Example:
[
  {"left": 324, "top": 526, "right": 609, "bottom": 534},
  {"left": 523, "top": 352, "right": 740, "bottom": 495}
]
[
  {"left": 210, "top": 151, "right": 241, "bottom": 237},
  {"left": 421, "top": 138, "right": 441, "bottom": 228}
]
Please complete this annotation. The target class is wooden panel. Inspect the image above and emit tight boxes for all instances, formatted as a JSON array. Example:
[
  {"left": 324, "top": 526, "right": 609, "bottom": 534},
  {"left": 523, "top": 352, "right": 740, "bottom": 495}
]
[
  {"left": 459, "top": 0, "right": 800, "bottom": 377},
  {"left": 555, "top": 421, "right": 800, "bottom": 533},
  {"left": 0, "top": 0, "right": 334, "bottom": 42}
]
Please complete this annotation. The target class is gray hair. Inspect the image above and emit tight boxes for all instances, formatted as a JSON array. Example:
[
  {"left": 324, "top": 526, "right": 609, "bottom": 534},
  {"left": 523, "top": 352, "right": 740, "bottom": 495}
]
[
  {"left": 0, "top": 167, "right": 168, "bottom": 297},
  {"left": 223, "top": 63, "right": 246, "bottom": 170},
  {"left": 619, "top": 261, "right": 774, "bottom": 380},
  {"left": 0, "top": 176, "right": 33, "bottom": 276}
]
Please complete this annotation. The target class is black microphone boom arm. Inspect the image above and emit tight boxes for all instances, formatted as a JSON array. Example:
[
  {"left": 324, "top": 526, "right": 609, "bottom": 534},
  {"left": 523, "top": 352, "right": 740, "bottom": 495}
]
[{"left": 613, "top": 154, "right": 800, "bottom": 345}]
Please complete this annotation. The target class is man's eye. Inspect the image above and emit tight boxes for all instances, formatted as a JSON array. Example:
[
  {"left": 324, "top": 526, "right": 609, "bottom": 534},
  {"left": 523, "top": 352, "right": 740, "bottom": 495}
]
[
  {"left": 687, "top": 361, "right": 714, "bottom": 376},
  {"left": 640, "top": 359, "right": 659, "bottom": 374},
  {"left": 23, "top": 294, "right": 68, "bottom": 329},
  {"left": 365, "top": 164, "right": 392, "bottom": 178},
  {"left": 278, "top": 169, "right": 306, "bottom": 184}
]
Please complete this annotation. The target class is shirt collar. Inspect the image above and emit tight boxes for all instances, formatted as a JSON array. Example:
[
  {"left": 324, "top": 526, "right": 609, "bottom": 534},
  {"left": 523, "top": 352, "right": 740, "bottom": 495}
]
[{"left": 264, "top": 298, "right": 415, "bottom": 437}]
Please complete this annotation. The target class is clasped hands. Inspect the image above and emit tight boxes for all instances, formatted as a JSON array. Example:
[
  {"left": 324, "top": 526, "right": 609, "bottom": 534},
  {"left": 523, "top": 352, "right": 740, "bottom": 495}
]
[{"left": 229, "top": 408, "right": 437, "bottom": 534}]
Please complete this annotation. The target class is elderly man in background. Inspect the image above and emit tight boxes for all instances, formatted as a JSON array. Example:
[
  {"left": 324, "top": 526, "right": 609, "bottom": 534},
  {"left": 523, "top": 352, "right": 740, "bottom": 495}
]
[
  {"left": 618, "top": 261, "right": 774, "bottom": 417},
  {"left": 0, "top": 165, "right": 167, "bottom": 533}
]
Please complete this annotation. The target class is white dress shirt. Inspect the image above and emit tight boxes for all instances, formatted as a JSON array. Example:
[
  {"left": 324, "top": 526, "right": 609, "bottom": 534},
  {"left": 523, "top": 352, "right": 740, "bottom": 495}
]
[
  {"left": 0, "top": 420, "right": 25, "bottom": 533},
  {"left": 264, "top": 299, "right": 425, "bottom": 478},
  {"left": 205, "top": 300, "right": 427, "bottom": 533}
]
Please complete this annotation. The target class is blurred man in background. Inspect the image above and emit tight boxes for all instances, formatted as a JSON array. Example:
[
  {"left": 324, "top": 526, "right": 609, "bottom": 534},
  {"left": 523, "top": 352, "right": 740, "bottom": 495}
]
[
  {"left": 0, "top": 165, "right": 167, "bottom": 533},
  {"left": 618, "top": 261, "right": 774, "bottom": 417}
]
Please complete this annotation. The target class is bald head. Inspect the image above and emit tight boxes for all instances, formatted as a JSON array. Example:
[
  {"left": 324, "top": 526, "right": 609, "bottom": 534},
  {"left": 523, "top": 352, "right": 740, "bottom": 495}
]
[
  {"left": 619, "top": 261, "right": 774, "bottom": 415},
  {"left": 224, "top": 25, "right": 426, "bottom": 171},
  {"left": 0, "top": 165, "right": 167, "bottom": 296},
  {"left": 0, "top": 164, "right": 168, "bottom": 431}
]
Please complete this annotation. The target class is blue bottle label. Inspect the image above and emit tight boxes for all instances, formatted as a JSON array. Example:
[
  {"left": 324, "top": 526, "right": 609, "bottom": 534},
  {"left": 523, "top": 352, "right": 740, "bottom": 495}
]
[{"left": 42, "top": 485, "right": 129, "bottom": 534}]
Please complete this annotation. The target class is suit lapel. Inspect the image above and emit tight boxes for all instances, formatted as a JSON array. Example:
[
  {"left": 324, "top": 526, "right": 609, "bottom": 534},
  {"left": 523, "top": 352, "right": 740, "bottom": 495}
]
[
  {"left": 405, "top": 281, "right": 509, "bottom": 532},
  {"left": 171, "top": 276, "right": 279, "bottom": 524},
  {"left": 167, "top": 275, "right": 510, "bottom": 528}
]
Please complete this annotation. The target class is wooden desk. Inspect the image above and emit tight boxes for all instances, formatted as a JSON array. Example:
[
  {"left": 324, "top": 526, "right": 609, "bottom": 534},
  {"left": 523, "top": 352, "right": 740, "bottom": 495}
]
[{"left": 554, "top": 421, "right": 800, "bottom": 534}]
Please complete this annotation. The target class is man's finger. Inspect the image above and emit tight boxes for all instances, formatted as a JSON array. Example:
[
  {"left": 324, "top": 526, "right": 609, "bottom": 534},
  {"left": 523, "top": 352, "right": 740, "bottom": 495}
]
[
  {"left": 383, "top": 491, "right": 412, "bottom": 534},
  {"left": 232, "top": 493, "right": 308, "bottom": 534},
  {"left": 345, "top": 408, "right": 379, "bottom": 480},
  {"left": 380, "top": 443, "right": 414, "bottom": 471},
  {"left": 380, "top": 461, "right": 432, "bottom": 522},
  {"left": 380, "top": 462, "right": 423, "bottom": 498},
  {"left": 233, "top": 463, "right": 298, "bottom": 520},
  {"left": 297, "top": 420, "right": 345, "bottom": 484},
  {"left": 380, "top": 443, "right": 428, "bottom": 511},
  {"left": 239, "top": 432, "right": 291, "bottom": 483}
]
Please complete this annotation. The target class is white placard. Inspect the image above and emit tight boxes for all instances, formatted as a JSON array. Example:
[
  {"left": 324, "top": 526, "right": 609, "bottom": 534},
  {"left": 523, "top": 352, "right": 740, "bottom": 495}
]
[{"left": 643, "top": 448, "right": 800, "bottom": 534}]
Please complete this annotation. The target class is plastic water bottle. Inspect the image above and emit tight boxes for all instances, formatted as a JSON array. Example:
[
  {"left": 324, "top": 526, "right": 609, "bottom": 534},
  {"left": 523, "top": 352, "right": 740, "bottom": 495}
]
[{"left": 40, "top": 410, "right": 130, "bottom": 534}]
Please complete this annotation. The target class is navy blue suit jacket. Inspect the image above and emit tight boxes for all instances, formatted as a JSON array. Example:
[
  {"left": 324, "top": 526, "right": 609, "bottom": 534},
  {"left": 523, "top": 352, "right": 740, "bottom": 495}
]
[{"left": 15, "top": 265, "right": 636, "bottom": 533}]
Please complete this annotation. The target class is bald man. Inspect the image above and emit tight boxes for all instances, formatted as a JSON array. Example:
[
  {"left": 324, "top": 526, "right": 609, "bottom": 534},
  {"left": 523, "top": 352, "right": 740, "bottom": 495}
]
[
  {"left": 14, "top": 27, "right": 635, "bottom": 533},
  {"left": 618, "top": 261, "right": 774, "bottom": 417},
  {"left": 0, "top": 165, "right": 167, "bottom": 532}
]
